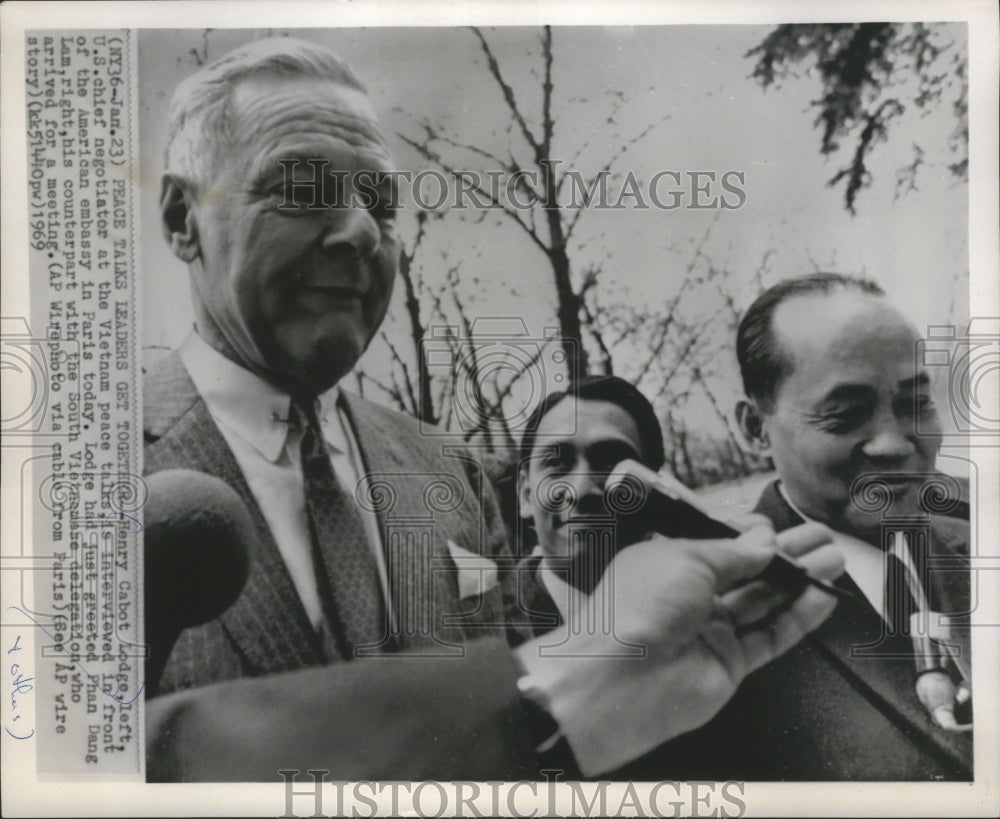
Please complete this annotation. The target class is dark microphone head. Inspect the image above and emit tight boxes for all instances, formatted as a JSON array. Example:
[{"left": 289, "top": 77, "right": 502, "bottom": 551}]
[
  {"left": 144, "top": 469, "right": 254, "bottom": 693},
  {"left": 605, "top": 459, "right": 740, "bottom": 541}
]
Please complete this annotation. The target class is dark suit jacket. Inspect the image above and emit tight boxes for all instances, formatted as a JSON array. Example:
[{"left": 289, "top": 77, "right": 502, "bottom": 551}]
[
  {"left": 145, "top": 636, "right": 541, "bottom": 781},
  {"left": 505, "top": 553, "right": 563, "bottom": 646},
  {"left": 618, "top": 480, "right": 973, "bottom": 781},
  {"left": 143, "top": 353, "right": 543, "bottom": 780}
]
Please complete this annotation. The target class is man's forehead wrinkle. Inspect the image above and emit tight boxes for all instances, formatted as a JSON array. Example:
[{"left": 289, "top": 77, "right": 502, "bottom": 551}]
[
  {"left": 233, "top": 91, "right": 388, "bottom": 152},
  {"left": 244, "top": 133, "right": 393, "bottom": 184}
]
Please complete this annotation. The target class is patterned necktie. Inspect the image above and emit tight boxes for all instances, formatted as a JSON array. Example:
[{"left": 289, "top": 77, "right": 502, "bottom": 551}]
[{"left": 290, "top": 396, "right": 385, "bottom": 660}]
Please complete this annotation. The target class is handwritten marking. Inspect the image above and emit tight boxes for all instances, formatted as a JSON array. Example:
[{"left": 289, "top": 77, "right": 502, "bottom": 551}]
[
  {"left": 105, "top": 511, "right": 143, "bottom": 532},
  {"left": 6, "top": 634, "right": 35, "bottom": 740},
  {"left": 6, "top": 606, "right": 144, "bottom": 706}
]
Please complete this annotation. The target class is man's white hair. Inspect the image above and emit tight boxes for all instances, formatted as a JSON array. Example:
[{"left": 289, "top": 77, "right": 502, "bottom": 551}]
[{"left": 164, "top": 36, "right": 366, "bottom": 189}]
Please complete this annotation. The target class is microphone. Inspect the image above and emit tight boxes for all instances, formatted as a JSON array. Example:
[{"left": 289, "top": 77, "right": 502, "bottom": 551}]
[
  {"left": 600, "top": 460, "right": 856, "bottom": 601},
  {"left": 143, "top": 469, "right": 253, "bottom": 696}
]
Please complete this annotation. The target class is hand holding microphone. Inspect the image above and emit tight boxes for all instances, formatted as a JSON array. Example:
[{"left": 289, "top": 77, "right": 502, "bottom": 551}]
[{"left": 562, "top": 458, "right": 852, "bottom": 603}]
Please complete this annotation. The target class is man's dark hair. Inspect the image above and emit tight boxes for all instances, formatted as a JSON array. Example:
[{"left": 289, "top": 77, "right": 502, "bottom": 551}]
[
  {"left": 736, "top": 272, "right": 885, "bottom": 412},
  {"left": 518, "top": 375, "right": 666, "bottom": 471}
]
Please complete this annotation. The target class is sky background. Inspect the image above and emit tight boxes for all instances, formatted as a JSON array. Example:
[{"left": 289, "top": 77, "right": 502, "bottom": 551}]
[{"left": 136, "top": 25, "right": 970, "bottom": 473}]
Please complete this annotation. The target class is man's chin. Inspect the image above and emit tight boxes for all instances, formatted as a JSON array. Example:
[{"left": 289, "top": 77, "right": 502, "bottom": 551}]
[{"left": 271, "top": 332, "right": 366, "bottom": 393}]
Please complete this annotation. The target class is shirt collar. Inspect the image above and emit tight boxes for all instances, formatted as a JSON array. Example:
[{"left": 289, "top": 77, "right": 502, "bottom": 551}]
[
  {"left": 178, "top": 331, "right": 347, "bottom": 463},
  {"left": 316, "top": 389, "right": 351, "bottom": 459},
  {"left": 777, "top": 481, "right": 893, "bottom": 618},
  {"left": 532, "top": 545, "right": 575, "bottom": 625},
  {"left": 776, "top": 481, "right": 883, "bottom": 552},
  {"left": 776, "top": 481, "right": 813, "bottom": 527}
]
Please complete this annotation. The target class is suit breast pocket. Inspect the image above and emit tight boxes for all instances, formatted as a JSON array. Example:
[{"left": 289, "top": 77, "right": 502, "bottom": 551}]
[{"left": 441, "top": 539, "right": 506, "bottom": 637}]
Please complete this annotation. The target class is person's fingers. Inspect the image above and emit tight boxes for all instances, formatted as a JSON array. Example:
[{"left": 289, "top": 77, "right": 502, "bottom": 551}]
[
  {"left": 721, "top": 542, "right": 843, "bottom": 627},
  {"left": 720, "top": 580, "right": 786, "bottom": 628},
  {"left": 736, "top": 587, "right": 837, "bottom": 673},
  {"left": 786, "top": 542, "right": 846, "bottom": 583},
  {"left": 722, "top": 542, "right": 844, "bottom": 633},
  {"left": 684, "top": 525, "right": 778, "bottom": 593},
  {"left": 775, "top": 522, "right": 834, "bottom": 558},
  {"left": 726, "top": 513, "right": 774, "bottom": 534}
]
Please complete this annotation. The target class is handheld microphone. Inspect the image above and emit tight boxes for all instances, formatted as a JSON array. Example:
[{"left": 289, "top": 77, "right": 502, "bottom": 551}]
[
  {"left": 602, "top": 460, "right": 856, "bottom": 601},
  {"left": 143, "top": 469, "right": 254, "bottom": 696}
]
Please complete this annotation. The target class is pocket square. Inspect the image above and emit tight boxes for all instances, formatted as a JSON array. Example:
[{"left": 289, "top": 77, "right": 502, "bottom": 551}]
[{"left": 446, "top": 539, "right": 499, "bottom": 599}]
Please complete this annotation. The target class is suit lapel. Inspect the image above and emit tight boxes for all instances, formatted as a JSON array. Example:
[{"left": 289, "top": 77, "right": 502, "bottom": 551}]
[
  {"left": 341, "top": 393, "right": 461, "bottom": 652},
  {"left": 756, "top": 480, "right": 971, "bottom": 773},
  {"left": 810, "top": 579, "right": 971, "bottom": 772},
  {"left": 145, "top": 354, "right": 324, "bottom": 674}
]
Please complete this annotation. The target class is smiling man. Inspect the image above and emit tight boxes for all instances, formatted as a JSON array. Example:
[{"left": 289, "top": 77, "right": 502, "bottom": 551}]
[
  {"left": 744, "top": 273, "right": 972, "bottom": 769},
  {"left": 735, "top": 274, "right": 949, "bottom": 539},
  {"left": 731, "top": 274, "right": 972, "bottom": 779},
  {"left": 163, "top": 71, "right": 399, "bottom": 396},
  {"left": 516, "top": 375, "right": 667, "bottom": 598},
  {"left": 145, "top": 37, "right": 528, "bottom": 691},
  {"left": 622, "top": 273, "right": 972, "bottom": 782}
]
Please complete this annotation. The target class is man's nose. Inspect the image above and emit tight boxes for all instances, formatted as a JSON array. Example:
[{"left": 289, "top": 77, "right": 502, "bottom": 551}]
[
  {"left": 862, "top": 413, "right": 917, "bottom": 461},
  {"left": 321, "top": 207, "right": 380, "bottom": 260},
  {"left": 565, "top": 463, "right": 606, "bottom": 510}
]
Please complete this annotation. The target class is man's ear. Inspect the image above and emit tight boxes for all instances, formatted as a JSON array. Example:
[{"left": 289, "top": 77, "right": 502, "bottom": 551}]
[
  {"left": 517, "top": 463, "right": 535, "bottom": 520},
  {"left": 735, "top": 398, "right": 770, "bottom": 454},
  {"left": 160, "top": 173, "right": 200, "bottom": 263}
]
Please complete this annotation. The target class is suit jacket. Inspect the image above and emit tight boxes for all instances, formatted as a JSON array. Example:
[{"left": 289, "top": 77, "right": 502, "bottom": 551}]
[
  {"left": 143, "top": 352, "right": 529, "bottom": 695},
  {"left": 145, "top": 636, "right": 541, "bottom": 781},
  {"left": 618, "top": 479, "right": 973, "bottom": 781},
  {"left": 505, "top": 553, "right": 563, "bottom": 646}
]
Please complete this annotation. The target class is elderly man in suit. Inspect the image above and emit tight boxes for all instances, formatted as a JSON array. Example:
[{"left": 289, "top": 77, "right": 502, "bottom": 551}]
[
  {"left": 145, "top": 36, "right": 521, "bottom": 691},
  {"left": 143, "top": 37, "right": 844, "bottom": 782},
  {"left": 625, "top": 273, "right": 973, "bottom": 781}
]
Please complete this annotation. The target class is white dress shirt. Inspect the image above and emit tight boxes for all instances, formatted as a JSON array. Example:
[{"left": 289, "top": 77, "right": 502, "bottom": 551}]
[
  {"left": 777, "top": 483, "right": 891, "bottom": 623},
  {"left": 179, "top": 331, "right": 392, "bottom": 633}
]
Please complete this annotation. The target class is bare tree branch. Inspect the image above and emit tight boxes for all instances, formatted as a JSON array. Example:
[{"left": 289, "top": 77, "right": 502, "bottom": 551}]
[
  {"left": 397, "top": 210, "right": 437, "bottom": 423},
  {"left": 358, "top": 371, "right": 407, "bottom": 412},
  {"left": 399, "top": 133, "right": 550, "bottom": 256},
  {"left": 563, "top": 110, "right": 672, "bottom": 244},
  {"left": 381, "top": 332, "right": 418, "bottom": 416},
  {"left": 540, "top": 26, "right": 554, "bottom": 157},
  {"left": 471, "top": 27, "right": 541, "bottom": 157}
]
